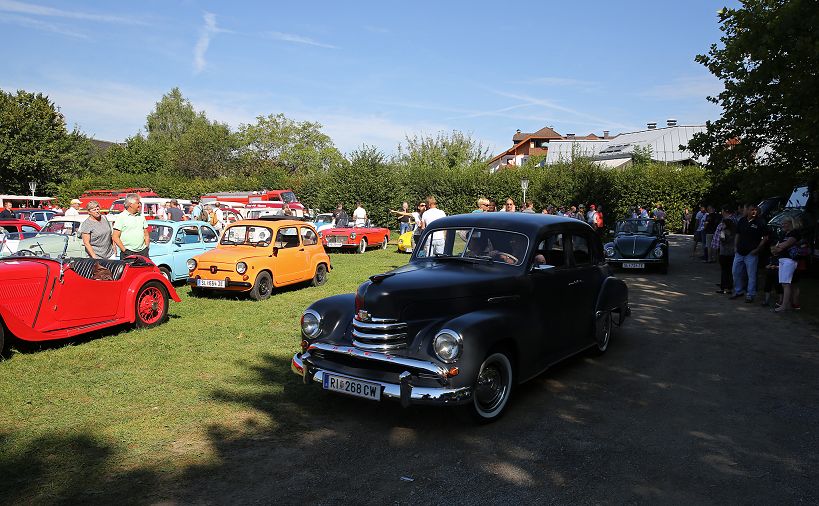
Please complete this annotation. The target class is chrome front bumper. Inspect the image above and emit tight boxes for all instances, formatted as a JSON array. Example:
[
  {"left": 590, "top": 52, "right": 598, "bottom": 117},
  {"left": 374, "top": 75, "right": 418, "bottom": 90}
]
[{"left": 291, "top": 351, "right": 472, "bottom": 407}]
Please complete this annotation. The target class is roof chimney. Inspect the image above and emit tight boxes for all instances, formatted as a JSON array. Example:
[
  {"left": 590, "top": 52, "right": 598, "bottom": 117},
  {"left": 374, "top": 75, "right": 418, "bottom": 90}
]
[
  {"left": 603, "top": 130, "right": 610, "bottom": 138},
  {"left": 516, "top": 129, "right": 521, "bottom": 134},
  {"left": 647, "top": 122, "right": 657, "bottom": 130},
  {"left": 566, "top": 133, "right": 575, "bottom": 139},
  {"left": 666, "top": 118, "right": 677, "bottom": 127}
]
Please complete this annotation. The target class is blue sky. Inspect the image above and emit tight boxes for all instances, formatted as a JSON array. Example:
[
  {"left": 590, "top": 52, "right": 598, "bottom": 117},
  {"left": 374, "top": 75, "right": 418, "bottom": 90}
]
[{"left": 0, "top": 0, "right": 736, "bottom": 156}]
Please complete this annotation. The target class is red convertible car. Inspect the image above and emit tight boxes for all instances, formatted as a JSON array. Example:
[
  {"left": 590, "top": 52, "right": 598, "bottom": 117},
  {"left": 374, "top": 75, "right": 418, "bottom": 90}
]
[
  {"left": 320, "top": 222, "right": 391, "bottom": 253},
  {"left": 0, "top": 237, "right": 180, "bottom": 353}
]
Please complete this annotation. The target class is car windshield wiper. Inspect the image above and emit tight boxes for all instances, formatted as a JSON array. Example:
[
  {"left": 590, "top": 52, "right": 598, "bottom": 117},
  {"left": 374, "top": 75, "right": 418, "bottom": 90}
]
[{"left": 433, "top": 254, "right": 492, "bottom": 264}]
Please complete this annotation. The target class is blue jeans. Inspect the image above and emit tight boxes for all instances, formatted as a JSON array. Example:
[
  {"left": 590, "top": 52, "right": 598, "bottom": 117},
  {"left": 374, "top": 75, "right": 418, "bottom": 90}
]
[
  {"left": 399, "top": 222, "right": 410, "bottom": 235},
  {"left": 732, "top": 252, "right": 759, "bottom": 297}
]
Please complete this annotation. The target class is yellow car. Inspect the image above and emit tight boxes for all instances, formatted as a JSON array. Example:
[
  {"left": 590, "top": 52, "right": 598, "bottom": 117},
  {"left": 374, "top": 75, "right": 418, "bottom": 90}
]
[
  {"left": 397, "top": 230, "right": 415, "bottom": 253},
  {"left": 187, "top": 218, "right": 330, "bottom": 300}
]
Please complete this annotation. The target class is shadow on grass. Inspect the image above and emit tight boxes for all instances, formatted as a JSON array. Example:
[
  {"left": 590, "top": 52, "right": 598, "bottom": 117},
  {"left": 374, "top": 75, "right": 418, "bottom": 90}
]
[{"left": 2, "top": 234, "right": 818, "bottom": 503}]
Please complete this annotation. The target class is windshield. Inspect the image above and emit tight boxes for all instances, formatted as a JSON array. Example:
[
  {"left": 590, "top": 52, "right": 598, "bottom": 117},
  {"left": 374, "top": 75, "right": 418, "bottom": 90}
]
[
  {"left": 149, "top": 225, "right": 174, "bottom": 244},
  {"left": 109, "top": 199, "right": 125, "bottom": 214},
  {"left": 616, "top": 219, "right": 658, "bottom": 235},
  {"left": 315, "top": 214, "right": 333, "bottom": 224},
  {"left": 414, "top": 227, "right": 529, "bottom": 266},
  {"left": 43, "top": 221, "right": 81, "bottom": 235},
  {"left": 281, "top": 192, "right": 297, "bottom": 204},
  {"left": 221, "top": 225, "right": 273, "bottom": 246},
  {"left": 0, "top": 232, "right": 73, "bottom": 258}
]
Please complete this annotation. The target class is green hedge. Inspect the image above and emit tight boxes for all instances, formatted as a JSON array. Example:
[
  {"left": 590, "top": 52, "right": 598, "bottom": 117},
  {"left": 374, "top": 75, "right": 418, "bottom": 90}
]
[{"left": 58, "top": 161, "right": 710, "bottom": 232}]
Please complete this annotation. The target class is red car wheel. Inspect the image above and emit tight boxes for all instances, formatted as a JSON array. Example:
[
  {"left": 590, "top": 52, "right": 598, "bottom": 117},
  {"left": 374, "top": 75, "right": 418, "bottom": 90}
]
[{"left": 135, "top": 281, "right": 169, "bottom": 328}]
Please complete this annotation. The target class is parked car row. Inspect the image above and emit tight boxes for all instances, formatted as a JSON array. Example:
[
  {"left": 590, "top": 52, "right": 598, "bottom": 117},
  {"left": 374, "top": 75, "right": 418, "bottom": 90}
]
[{"left": 1, "top": 211, "right": 633, "bottom": 425}]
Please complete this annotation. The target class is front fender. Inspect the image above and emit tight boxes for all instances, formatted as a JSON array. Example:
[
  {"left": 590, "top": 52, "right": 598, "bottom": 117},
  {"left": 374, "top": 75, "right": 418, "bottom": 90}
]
[
  {"left": 432, "top": 308, "right": 529, "bottom": 387},
  {"left": 124, "top": 270, "right": 181, "bottom": 323},
  {"left": 305, "top": 293, "right": 355, "bottom": 342}
]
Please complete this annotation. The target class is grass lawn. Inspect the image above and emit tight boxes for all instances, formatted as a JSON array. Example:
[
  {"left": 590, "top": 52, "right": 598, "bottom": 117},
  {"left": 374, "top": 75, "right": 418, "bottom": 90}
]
[{"left": 0, "top": 246, "right": 411, "bottom": 503}]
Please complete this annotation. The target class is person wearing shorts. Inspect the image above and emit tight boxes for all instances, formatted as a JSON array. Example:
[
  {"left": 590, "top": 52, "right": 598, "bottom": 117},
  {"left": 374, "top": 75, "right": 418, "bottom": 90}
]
[{"left": 771, "top": 216, "right": 800, "bottom": 312}]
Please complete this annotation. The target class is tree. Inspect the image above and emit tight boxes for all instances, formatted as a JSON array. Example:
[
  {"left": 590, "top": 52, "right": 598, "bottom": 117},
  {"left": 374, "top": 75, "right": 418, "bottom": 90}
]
[
  {"left": 396, "top": 131, "right": 490, "bottom": 171},
  {"left": 145, "top": 87, "right": 198, "bottom": 144},
  {"left": 171, "top": 117, "right": 237, "bottom": 179},
  {"left": 0, "top": 89, "right": 90, "bottom": 195},
  {"left": 689, "top": 0, "right": 819, "bottom": 195},
  {"left": 91, "top": 134, "right": 171, "bottom": 175},
  {"left": 236, "top": 113, "right": 345, "bottom": 174}
]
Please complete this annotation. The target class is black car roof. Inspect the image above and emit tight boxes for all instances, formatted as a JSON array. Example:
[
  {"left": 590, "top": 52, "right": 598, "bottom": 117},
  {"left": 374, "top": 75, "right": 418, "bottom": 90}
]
[{"left": 426, "top": 212, "right": 594, "bottom": 237}]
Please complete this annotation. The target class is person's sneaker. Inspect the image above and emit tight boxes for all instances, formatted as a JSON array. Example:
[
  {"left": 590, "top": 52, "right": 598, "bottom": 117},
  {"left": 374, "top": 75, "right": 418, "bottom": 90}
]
[
  {"left": 792, "top": 304, "right": 801, "bottom": 310},
  {"left": 745, "top": 296, "right": 755, "bottom": 303},
  {"left": 729, "top": 292, "right": 745, "bottom": 300}
]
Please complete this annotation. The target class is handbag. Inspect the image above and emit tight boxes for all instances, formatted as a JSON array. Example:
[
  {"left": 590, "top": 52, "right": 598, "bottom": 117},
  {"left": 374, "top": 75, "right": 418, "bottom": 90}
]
[{"left": 92, "top": 262, "right": 114, "bottom": 281}]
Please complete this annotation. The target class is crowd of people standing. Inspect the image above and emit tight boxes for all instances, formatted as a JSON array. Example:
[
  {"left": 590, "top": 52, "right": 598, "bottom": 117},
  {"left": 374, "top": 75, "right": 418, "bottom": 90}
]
[{"left": 691, "top": 203, "right": 806, "bottom": 312}]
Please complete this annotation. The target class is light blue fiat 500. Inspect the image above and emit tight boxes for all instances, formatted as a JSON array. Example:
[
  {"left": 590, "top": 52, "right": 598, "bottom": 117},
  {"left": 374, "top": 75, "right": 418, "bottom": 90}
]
[{"left": 149, "top": 220, "right": 219, "bottom": 282}]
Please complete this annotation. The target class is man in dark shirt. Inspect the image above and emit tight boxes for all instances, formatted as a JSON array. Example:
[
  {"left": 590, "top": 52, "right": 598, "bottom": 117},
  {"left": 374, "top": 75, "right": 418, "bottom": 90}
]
[
  {"left": 167, "top": 199, "right": 184, "bottom": 221},
  {"left": 730, "top": 204, "right": 768, "bottom": 302},
  {"left": 0, "top": 202, "right": 14, "bottom": 219}
]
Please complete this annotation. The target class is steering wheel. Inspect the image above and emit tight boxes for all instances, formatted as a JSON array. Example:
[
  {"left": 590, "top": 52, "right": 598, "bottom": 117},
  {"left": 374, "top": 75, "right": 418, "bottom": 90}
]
[
  {"left": 16, "top": 249, "right": 36, "bottom": 257},
  {"left": 496, "top": 252, "right": 519, "bottom": 264}
]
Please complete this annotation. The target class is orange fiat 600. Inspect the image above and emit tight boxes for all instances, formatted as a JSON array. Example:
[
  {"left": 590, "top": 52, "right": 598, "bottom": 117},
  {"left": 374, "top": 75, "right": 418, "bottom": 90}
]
[{"left": 186, "top": 217, "right": 330, "bottom": 300}]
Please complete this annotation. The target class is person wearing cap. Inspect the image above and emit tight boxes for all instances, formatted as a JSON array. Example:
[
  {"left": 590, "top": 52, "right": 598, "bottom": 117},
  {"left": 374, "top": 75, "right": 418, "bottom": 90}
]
[
  {"left": 586, "top": 204, "right": 597, "bottom": 225},
  {"left": 65, "top": 198, "right": 82, "bottom": 217}
]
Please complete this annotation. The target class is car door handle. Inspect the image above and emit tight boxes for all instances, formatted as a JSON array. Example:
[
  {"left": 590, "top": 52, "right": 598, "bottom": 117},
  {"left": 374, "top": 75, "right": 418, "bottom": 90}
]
[
  {"left": 568, "top": 279, "right": 583, "bottom": 286},
  {"left": 488, "top": 295, "right": 520, "bottom": 304}
]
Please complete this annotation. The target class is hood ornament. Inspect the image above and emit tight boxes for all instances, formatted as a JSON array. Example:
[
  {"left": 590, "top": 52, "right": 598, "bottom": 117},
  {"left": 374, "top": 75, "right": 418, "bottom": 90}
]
[{"left": 356, "top": 310, "right": 371, "bottom": 321}]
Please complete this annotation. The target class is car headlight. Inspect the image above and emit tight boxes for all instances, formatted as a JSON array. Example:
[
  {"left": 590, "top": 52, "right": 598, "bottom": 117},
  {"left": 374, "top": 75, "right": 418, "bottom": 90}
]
[
  {"left": 301, "top": 309, "right": 321, "bottom": 338},
  {"left": 186, "top": 258, "right": 197, "bottom": 271},
  {"left": 236, "top": 261, "right": 248, "bottom": 274},
  {"left": 653, "top": 246, "right": 664, "bottom": 258},
  {"left": 604, "top": 246, "right": 615, "bottom": 257},
  {"left": 433, "top": 329, "right": 463, "bottom": 363},
  {"left": 350, "top": 232, "right": 356, "bottom": 239}
]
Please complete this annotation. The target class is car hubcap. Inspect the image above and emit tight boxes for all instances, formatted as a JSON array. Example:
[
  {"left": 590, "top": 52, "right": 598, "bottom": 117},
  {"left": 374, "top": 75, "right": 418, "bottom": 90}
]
[
  {"left": 138, "top": 287, "right": 164, "bottom": 324},
  {"left": 475, "top": 364, "right": 506, "bottom": 412},
  {"left": 597, "top": 312, "right": 611, "bottom": 349}
]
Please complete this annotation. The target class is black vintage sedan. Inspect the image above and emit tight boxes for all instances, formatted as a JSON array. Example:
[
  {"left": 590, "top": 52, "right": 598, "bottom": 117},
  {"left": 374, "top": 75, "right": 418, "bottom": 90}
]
[
  {"left": 291, "top": 213, "right": 630, "bottom": 422},
  {"left": 604, "top": 219, "right": 669, "bottom": 274}
]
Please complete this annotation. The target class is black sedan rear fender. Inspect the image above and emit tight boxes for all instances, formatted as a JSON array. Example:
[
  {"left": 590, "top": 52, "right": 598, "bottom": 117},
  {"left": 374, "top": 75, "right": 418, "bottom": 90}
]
[{"left": 595, "top": 277, "right": 629, "bottom": 325}]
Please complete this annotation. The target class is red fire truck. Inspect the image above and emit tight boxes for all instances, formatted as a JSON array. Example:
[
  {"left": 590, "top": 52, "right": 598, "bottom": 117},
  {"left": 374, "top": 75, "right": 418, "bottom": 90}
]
[
  {"left": 78, "top": 188, "right": 159, "bottom": 212},
  {"left": 199, "top": 190, "right": 305, "bottom": 217}
]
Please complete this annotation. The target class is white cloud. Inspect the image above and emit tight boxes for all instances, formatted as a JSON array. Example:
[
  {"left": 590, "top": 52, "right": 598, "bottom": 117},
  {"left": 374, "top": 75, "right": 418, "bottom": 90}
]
[
  {"left": 0, "top": 13, "right": 87, "bottom": 38},
  {"left": 0, "top": 0, "right": 142, "bottom": 24},
  {"left": 516, "top": 76, "right": 598, "bottom": 88},
  {"left": 265, "top": 31, "right": 336, "bottom": 49},
  {"left": 194, "top": 12, "right": 220, "bottom": 73}
]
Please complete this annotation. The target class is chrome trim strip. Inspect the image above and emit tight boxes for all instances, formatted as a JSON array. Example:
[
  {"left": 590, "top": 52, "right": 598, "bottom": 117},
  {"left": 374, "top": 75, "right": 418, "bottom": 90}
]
[
  {"left": 291, "top": 353, "right": 470, "bottom": 406},
  {"left": 351, "top": 328, "right": 407, "bottom": 341},
  {"left": 305, "top": 342, "right": 446, "bottom": 377},
  {"left": 351, "top": 339, "right": 407, "bottom": 350},
  {"left": 352, "top": 319, "right": 407, "bottom": 331},
  {"left": 354, "top": 316, "right": 400, "bottom": 324}
]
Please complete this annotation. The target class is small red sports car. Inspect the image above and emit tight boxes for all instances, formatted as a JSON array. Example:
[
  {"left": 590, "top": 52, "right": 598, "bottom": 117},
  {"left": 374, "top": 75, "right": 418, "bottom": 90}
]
[
  {"left": 320, "top": 223, "right": 391, "bottom": 253},
  {"left": 0, "top": 248, "right": 180, "bottom": 353}
]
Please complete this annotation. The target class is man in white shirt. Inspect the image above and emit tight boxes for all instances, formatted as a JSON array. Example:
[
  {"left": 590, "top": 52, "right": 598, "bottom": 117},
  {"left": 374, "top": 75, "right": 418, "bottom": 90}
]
[
  {"left": 64, "top": 198, "right": 82, "bottom": 217},
  {"left": 420, "top": 196, "right": 447, "bottom": 255},
  {"left": 352, "top": 202, "right": 367, "bottom": 227}
]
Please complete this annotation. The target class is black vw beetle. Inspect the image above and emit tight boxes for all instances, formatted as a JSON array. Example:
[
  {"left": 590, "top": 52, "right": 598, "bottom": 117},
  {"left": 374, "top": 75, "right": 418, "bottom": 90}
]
[
  {"left": 604, "top": 219, "right": 669, "bottom": 274},
  {"left": 292, "top": 213, "right": 630, "bottom": 422}
]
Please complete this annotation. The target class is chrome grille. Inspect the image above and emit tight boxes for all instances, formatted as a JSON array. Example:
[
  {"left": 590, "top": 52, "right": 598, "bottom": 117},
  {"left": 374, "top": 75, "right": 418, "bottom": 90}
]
[
  {"left": 326, "top": 235, "right": 349, "bottom": 246},
  {"left": 352, "top": 317, "right": 408, "bottom": 350}
]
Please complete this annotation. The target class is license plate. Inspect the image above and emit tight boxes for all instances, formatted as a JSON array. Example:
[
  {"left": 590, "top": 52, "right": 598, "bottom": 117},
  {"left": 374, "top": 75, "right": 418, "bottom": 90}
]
[
  {"left": 197, "top": 279, "right": 225, "bottom": 288},
  {"left": 622, "top": 262, "right": 645, "bottom": 269},
  {"left": 323, "top": 373, "right": 381, "bottom": 401},
  {"left": 327, "top": 242, "right": 343, "bottom": 248}
]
